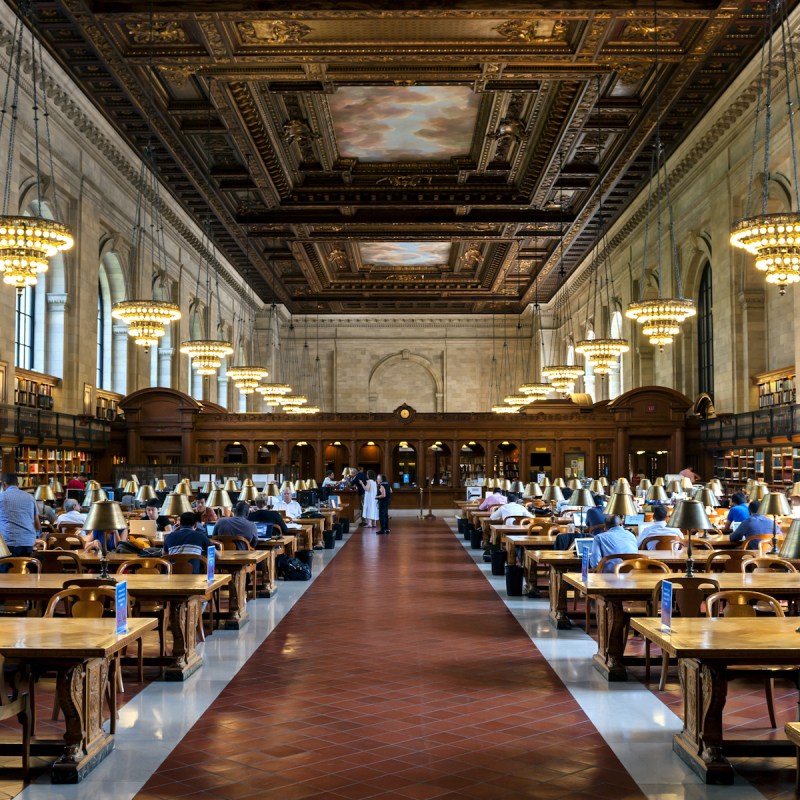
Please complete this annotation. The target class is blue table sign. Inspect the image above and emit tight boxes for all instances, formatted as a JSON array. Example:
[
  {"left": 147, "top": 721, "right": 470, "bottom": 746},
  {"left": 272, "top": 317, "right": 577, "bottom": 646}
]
[
  {"left": 115, "top": 580, "right": 128, "bottom": 634},
  {"left": 661, "top": 580, "right": 673, "bottom": 633},
  {"left": 207, "top": 545, "right": 215, "bottom": 584},
  {"left": 581, "top": 548, "right": 589, "bottom": 582}
]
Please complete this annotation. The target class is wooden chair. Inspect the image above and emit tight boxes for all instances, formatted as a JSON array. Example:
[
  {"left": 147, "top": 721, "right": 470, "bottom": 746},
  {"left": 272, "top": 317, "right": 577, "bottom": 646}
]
[
  {"left": 615, "top": 559, "right": 671, "bottom": 641},
  {"left": 648, "top": 577, "right": 720, "bottom": 689},
  {"left": 211, "top": 537, "right": 257, "bottom": 600},
  {"left": 706, "top": 589, "right": 796, "bottom": 728},
  {"left": 164, "top": 554, "right": 216, "bottom": 640},
  {"left": 640, "top": 534, "right": 682, "bottom": 552},
  {"left": 743, "top": 557, "right": 797, "bottom": 574},
  {"left": 35, "top": 550, "right": 83, "bottom": 574},
  {"left": 741, "top": 533, "right": 777, "bottom": 551},
  {"left": 46, "top": 532, "right": 83, "bottom": 551},
  {"left": 0, "top": 557, "right": 42, "bottom": 615},
  {"left": 118, "top": 559, "right": 173, "bottom": 661},
  {"left": 688, "top": 539, "right": 714, "bottom": 551},
  {"left": 44, "top": 586, "right": 121, "bottom": 733},
  {"left": 705, "top": 549, "right": 756, "bottom": 573},
  {"left": 518, "top": 518, "right": 535, "bottom": 530},
  {"left": 0, "top": 656, "right": 30, "bottom": 776},
  {"left": 582, "top": 553, "right": 643, "bottom": 631},
  {"left": 55, "top": 522, "right": 83, "bottom": 535}
]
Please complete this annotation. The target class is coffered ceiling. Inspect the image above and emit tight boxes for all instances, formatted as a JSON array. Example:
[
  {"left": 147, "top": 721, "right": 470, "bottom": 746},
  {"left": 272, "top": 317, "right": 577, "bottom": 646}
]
[{"left": 23, "top": 1, "right": 793, "bottom": 313}]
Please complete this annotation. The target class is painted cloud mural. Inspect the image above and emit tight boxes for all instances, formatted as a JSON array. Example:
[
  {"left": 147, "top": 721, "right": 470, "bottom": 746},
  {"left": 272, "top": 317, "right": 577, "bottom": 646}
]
[{"left": 359, "top": 242, "right": 451, "bottom": 267}]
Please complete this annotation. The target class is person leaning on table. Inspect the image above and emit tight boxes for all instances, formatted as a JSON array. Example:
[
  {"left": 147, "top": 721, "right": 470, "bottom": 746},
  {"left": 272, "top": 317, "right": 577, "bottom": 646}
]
[
  {"left": 162, "top": 511, "right": 218, "bottom": 573},
  {"left": 589, "top": 515, "right": 638, "bottom": 573},
  {"left": 730, "top": 500, "right": 775, "bottom": 550},
  {"left": 722, "top": 491, "right": 749, "bottom": 532}
]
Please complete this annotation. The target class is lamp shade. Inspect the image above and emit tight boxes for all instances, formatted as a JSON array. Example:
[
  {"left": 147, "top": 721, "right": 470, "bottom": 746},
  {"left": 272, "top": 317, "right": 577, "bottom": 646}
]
[
  {"left": 117, "top": 478, "right": 128, "bottom": 490},
  {"left": 553, "top": 478, "right": 566, "bottom": 488},
  {"left": 86, "top": 480, "right": 101, "bottom": 491},
  {"left": 160, "top": 493, "right": 192, "bottom": 516},
  {"left": 207, "top": 489, "right": 233, "bottom": 509},
  {"left": 639, "top": 479, "right": 652, "bottom": 491},
  {"left": 709, "top": 479, "right": 723, "bottom": 495},
  {"left": 666, "top": 480, "right": 683, "bottom": 494},
  {"left": 541, "top": 477, "right": 551, "bottom": 488},
  {"left": 646, "top": 486, "right": 668, "bottom": 503},
  {"left": 542, "top": 486, "right": 564, "bottom": 503},
  {"left": 524, "top": 482, "right": 542, "bottom": 498},
  {"left": 223, "top": 478, "right": 239, "bottom": 492},
  {"left": 599, "top": 477, "right": 609, "bottom": 487},
  {"left": 500, "top": 479, "right": 512, "bottom": 492},
  {"left": 307, "top": 479, "right": 319, "bottom": 490},
  {"left": 155, "top": 479, "right": 167, "bottom": 491},
  {"left": 239, "top": 485, "right": 258, "bottom": 503},
  {"left": 49, "top": 479, "right": 64, "bottom": 495},
  {"left": 81, "top": 488, "right": 108, "bottom": 507},
  {"left": 265, "top": 483, "right": 279, "bottom": 497},
  {"left": 280, "top": 481, "right": 295, "bottom": 494},
  {"left": 83, "top": 500, "right": 127, "bottom": 532},
  {"left": 242, "top": 478, "right": 255, "bottom": 488},
  {"left": 669, "top": 499, "right": 713, "bottom": 531},
  {"left": 296, "top": 480, "right": 308, "bottom": 491},
  {"left": 780, "top": 519, "right": 800, "bottom": 558},
  {"left": 511, "top": 480, "right": 525, "bottom": 494},
  {"left": 174, "top": 483, "right": 192, "bottom": 496},
  {"left": 759, "top": 491, "right": 791, "bottom": 517},
  {"left": 200, "top": 481, "right": 216, "bottom": 495},
  {"left": 603, "top": 493, "right": 638, "bottom": 517},
  {"left": 568, "top": 478, "right": 581, "bottom": 491},
  {"left": 34, "top": 485, "right": 55, "bottom": 502},
  {"left": 692, "top": 488, "right": 719, "bottom": 508},
  {"left": 680, "top": 476, "right": 694, "bottom": 490},
  {"left": 123, "top": 480, "right": 137, "bottom": 495},
  {"left": 136, "top": 485, "right": 156, "bottom": 503},
  {"left": 615, "top": 478, "right": 631, "bottom": 492},
  {"left": 572, "top": 489, "right": 595, "bottom": 508},
  {"left": 589, "top": 479, "right": 605, "bottom": 494},
  {"left": 748, "top": 484, "right": 770, "bottom": 503}
]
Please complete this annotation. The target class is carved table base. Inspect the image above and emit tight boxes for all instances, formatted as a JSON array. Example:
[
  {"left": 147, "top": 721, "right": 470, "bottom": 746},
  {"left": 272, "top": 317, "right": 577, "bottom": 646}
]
[{"left": 592, "top": 596, "right": 628, "bottom": 681}]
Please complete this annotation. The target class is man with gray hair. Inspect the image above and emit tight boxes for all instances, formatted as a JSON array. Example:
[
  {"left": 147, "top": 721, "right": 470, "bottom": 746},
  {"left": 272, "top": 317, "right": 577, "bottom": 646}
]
[{"left": 56, "top": 498, "right": 87, "bottom": 527}]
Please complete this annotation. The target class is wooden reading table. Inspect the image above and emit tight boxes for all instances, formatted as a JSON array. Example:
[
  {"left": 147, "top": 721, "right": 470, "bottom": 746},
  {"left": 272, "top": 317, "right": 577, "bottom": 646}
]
[
  {"left": 0, "top": 617, "right": 156, "bottom": 782},
  {"left": 563, "top": 571, "right": 800, "bottom": 682},
  {"left": 632, "top": 616, "right": 800, "bottom": 784}
]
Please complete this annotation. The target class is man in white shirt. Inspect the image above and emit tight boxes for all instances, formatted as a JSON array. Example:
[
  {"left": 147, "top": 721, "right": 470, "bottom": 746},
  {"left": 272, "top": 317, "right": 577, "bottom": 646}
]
[
  {"left": 322, "top": 472, "right": 337, "bottom": 487},
  {"left": 636, "top": 505, "right": 683, "bottom": 550},
  {"left": 489, "top": 501, "right": 533, "bottom": 523},
  {"left": 55, "top": 498, "right": 87, "bottom": 527},
  {"left": 272, "top": 489, "right": 303, "bottom": 520}
]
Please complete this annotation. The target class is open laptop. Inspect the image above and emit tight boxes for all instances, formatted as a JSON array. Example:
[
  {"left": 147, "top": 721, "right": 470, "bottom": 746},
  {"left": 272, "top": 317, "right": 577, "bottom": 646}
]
[
  {"left": 624, "top": 514, "right": 645, "bottom": 528},
  {"left": 128, "top": 519, "right": 157, "bottom": 539},
  {"left": 205, "top": 522, "right": 215, "bottom": 538},
  {"left": 574, "top": 538, "right": 594, "bottom": 557},
  {"left": 730, "top": 520, "right": 742, "bottom": 532},
  {"left": 255, "top": 522, "right": 275, "bottom": 539}
]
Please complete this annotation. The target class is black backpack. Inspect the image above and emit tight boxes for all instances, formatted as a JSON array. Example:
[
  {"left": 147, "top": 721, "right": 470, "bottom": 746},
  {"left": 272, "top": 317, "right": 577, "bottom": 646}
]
[{"left": 277, "top": 554, "right": 312, "bottom": 581}]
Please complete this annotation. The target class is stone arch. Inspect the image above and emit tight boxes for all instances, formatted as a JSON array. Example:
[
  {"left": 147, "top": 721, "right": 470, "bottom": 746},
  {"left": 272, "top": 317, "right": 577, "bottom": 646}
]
[{"left": 368, "top": 350, "right": 443, "bottom": 412}]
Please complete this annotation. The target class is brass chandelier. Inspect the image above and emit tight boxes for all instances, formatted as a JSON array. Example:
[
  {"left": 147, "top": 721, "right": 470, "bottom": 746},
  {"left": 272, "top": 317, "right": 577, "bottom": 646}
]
[
  {"left": 626, "top": 10, "right": 695, "bottom": 349},
  {"left": 0, "top": 5, "right": 74, "bottom": 291},
  {"left": 730, "top": 0, "right": 800, "bottom": 294}
]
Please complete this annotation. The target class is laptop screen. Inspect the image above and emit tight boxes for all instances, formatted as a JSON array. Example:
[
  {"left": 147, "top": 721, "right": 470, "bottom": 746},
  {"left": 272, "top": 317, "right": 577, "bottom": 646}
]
[
  {"left": 574, "top": 538, "right": 593, "bottom": 557},
  {"left": 205, "top": 523, "right": 215, "bottom": 537},
  {"left": 624, "top": 514, "right": 645, "bottom": 527},
  {"left": 730, "top": 520, "right": 741, "bottom": 532},
  {"left": 255, "top": 523, "right": 269, "bottom": 538}
]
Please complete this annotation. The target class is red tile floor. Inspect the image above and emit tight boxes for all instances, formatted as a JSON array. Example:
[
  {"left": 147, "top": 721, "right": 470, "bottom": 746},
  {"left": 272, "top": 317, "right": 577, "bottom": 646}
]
[{"left": 135, "top": 520, "right": 646, "bottom": 800}]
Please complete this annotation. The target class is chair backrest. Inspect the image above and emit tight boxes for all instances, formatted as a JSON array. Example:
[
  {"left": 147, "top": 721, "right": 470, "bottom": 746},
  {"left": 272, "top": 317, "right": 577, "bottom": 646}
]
[
  {"left": 595, "top": 552, "right": 642, "bottom": 573},
  {"left": 56, "top": 523, "right": 83, "bottom": 534},
  {"left": 488, "top": 504, "right": 502, "bottom": 512},
  {"left": 588, "top": 524, "right": 604, "bottom": 536},
  {"left": 689, "top": 539, "right": 714, "bottom": 551},
  {"left": 117, "top": 558, "right": 172, "bottom": 574},
  {"left": 740, "top": 533, "right": 774, "bottom": 550},
  {"left": 166, "top": 553, "right": 208, "bottom": 574},
  {"left": 504, "top": 517, "right": 518, "bottom": 526},
  {"left": 651, "top": 576, "right": 719, "bottom": 617},
  {"left": 547, "top": 525, "right": 560, "bottom": 536},
  {"left": 35, "top": 550, "right": 84, "bottom": 574},
  {"left": 0, "top": 557, "right": 41, "bottom": 574},
  {"left": 742, "top": 557, "right": 797, "bottom": 574},
  {"left": 705, "top": 550, "right": 756, "bottom": 573},
  {"left": 211, "top": 536, "right": 252, "bottom": 552},
  {"left": 706, "top": 590, "right": 784, "bottom": 618},
  {"left": 518, "top": 518, "right": 535, "bottom": 529},
  {"left": 46, "top": 533, "right": 83, "bottom": 551},
  {"left": 44, "top": 586, "right": 117, "bottom": 618},
  {"left": 642, "top": 534, "right": 682, "bottom": 551},
  {"left": 614, "top": 558, "right": 671, "bottom": 574}
]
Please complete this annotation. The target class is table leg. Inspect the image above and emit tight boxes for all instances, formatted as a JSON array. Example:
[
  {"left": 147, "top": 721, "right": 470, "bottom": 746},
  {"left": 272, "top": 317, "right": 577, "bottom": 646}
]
[
  {"left": 256, "top": 550, "right": 278, "bottom": 598},
  {"left": 549, "top": 567, "right": 572, "bottom": 629},
  {"left": 673, "top": 659, "right": 734, "bottom": 784},
  {"left": 164, "top": 598, "right": 204, "bottom": 681},
  {"left": 220, "top": 566, "right": 249, "bottom": 630},
  {"left": 592, "top": 596, "right": 628, "bottom": 681},
  {"left": 506, "top": 539, "right": 515, "bottom": 566},
  {"left": 51, "top": 658, "right": 114, "bottom": 783}
]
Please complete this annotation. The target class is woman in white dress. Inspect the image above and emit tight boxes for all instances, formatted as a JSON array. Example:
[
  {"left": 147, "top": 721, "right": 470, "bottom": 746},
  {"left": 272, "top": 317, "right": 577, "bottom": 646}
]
[{"left": 361, "top": 470, "right": 379, "bottom": 528}]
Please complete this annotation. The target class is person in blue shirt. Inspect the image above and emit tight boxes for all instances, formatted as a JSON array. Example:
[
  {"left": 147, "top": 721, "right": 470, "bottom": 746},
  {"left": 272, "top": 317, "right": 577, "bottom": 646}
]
[
  {"left": 585, "top": 505, "right": 606, "bottom": 531},
  {"left": 589, "top": 515, "right": 639, "bottom": 572},
  {"left": 730, "top": 500, "right": 776, "bottom": 549},
  {"left": 723, "top": 491, "right": 750, "bottom": 532}
]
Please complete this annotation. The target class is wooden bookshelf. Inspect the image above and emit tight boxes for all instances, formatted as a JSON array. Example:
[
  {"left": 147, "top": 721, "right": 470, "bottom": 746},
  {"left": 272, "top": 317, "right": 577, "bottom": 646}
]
[
  {"left": 95, "top": 389, "right": 123, "bottom": 421},
  {"left": 755, "top": 366, "right": 796, "bottom": 409},
  {"left": 14, "top": 446, "right": 94, "bottom": 489},
  {"left": 13, "top": 368, "right": 59, "bottom": 411},
  {"left": 714, "top": 445, "right": 800, "bottom": 491}
]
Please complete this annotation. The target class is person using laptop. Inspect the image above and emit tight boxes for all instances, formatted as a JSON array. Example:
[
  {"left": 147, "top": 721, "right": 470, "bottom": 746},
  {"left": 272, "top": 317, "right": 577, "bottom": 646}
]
[
  {"left": 213, "top": 501, "right": 259, "bottom": 548},
  {"left": 248, "top": 494, "right": 290, "bottom": 537},
  {"left": 141, "top": 498, "right": 173, "bottom": 533},
  {"left": 722, "top": 491, "right": 749, "bottom": 533},
  {"left": 272, "top": 488, "right": 303, "bottom": 520},
  {"left": 636, "top": 505, "right": 683, "bottom": 550},
  {"left": 589, "top": 515, "right": 638, "bottom": 572},
  {"left": 194, "top": 493, "right": 218, "bottom": 528},
  {"left": 730, "top": 500, "right": 774, "bottom": 549},
  {"left": 162, "top": 512, "right": 217, "bottom": 573}
]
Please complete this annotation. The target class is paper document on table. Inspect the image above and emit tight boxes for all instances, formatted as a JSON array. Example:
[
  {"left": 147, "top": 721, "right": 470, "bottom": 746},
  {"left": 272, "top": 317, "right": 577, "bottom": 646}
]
[{"left": 286, "top": 523, "right": 303, "bottom": 530}]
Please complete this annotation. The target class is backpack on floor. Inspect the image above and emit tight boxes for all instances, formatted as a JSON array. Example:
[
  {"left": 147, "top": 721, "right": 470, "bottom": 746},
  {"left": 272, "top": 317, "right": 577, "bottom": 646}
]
[{"left": 277, "top": 554, "right": 312, "bottom": 581}]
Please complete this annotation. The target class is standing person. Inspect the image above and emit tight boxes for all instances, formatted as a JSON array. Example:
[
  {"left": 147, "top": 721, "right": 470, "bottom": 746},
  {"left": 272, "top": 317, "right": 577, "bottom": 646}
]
[
  {"left": 376, "top": 474, "right": 392, "bottom": 535},
  {"left": 322, "top": 471, "right": 337, "bottom": 488},
  {"left": 350, "top": 466, "right": 368, "bottom": 525},
  {"left": 66, "top": 475, "right": 85, "bottom": 491},
  {"left": 679, "top": 465, "right": 701, "bottom": 483},
  {"left": 361, "top": 470, "right": 379, "bottom": 528},
  {"left": 0, "top": 474, "right": 41, "bottom": 556}
]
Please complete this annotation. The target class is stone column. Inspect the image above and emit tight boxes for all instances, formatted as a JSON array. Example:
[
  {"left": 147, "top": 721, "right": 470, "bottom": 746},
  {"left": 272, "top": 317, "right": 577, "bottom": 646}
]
[
  {"left": 112, "top": 324, "right": 129, "bottom": 396},
  {"left": 45, "top": 293, "right": 69, "bottom": 379}
]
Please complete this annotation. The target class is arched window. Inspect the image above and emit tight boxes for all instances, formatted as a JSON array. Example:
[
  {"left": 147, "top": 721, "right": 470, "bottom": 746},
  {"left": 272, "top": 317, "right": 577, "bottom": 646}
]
[
  {"left": 98, "top": 254, "right": 124, "bottom": 393},
  {"left": 97, "top": 280, "right": 105, "bottom": 388},
  {"left": 697, "top": 263, "right": 714, "bottom": 399},
  {"left": 14, "top": 287, "right": 34, "bottom": 369}
]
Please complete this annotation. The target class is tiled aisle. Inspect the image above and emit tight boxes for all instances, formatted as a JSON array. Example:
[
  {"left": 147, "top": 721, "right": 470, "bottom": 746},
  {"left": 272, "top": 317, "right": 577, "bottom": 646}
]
[{"left": 131, "top": 519, "right": 644, "bottom": 800}]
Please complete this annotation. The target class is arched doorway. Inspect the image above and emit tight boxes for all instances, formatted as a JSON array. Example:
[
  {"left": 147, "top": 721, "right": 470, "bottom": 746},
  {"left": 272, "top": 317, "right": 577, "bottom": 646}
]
[
  {"left": 425, "top": 441, "right": 452, "bottom": 486},
  {"left": 290, "top": 442, "right": 315, "bottom": 481},
  {"left": 324, "top": 441, "right": 350, "bottom": 478},
  {"left": 459, "top": 442, "right": 485, "bottom": 485},
  {"left": 357, "top": 442, "right": 382, "bottom": 476},
  {"left": 392, "top": 441, "right": 417, "bottom": 487},
  {"left": 223, "top": 442, "right": 248, "bottom": 464},
  {"left": 493, "top": 441, "right": 520, "bottom": 482}
]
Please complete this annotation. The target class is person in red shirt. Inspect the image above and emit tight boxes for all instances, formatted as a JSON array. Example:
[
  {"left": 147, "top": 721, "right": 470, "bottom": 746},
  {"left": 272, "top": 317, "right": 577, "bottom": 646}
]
[{"left": 66, "top": 477, "right": 86, "bottom": 490}]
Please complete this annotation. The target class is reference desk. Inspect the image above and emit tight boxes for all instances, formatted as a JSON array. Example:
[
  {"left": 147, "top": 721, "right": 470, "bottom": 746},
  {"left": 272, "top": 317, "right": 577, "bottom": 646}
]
[
  {"left": 0, "top": 617, "right": 156, "bottom": 782},
  {"left": 564, "top": 572, "right": 800, "bottom": 681},
  {"left": 632, "top": 617, "right": 800, "bottom": 784},
  {"left": 0, "top": 574, "right": 229, "bottom": 681}
]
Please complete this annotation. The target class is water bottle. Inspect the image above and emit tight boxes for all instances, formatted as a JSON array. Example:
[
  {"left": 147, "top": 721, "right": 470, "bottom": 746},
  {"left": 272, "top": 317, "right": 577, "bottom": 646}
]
[{"left": 567, "top": 521, "right": 575, "bottom": 534}]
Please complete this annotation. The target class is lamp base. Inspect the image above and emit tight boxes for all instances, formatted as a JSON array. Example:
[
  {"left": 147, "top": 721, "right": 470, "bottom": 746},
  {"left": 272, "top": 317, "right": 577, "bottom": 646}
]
[{"left": 98, "top": 556, "right": 117, "bottom": 582}]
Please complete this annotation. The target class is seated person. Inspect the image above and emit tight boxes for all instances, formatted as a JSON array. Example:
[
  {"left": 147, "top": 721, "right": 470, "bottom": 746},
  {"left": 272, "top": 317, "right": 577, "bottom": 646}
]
[
  {"left": 489, "top": 500, "right": 533, "bottom": 523},
  {"left": 723, "top": 491, "right": 749, "bottom": 532},
  {"left": 272, "top": 489, "right": 303, "bottom": 520},
  {"left": 119, "top": 492, "right": 136, "bottom": 511},
  {"left": 479, "top": 490, "right": 507, "bottom": 511},
  {"left": 585, "top": 505, "right": 606, "bottom": 531},
  {"left": 589, "top": 515, "right": 638, "bottom": 572},
  {"left": 636, "top": 505, "right": 683, "bottom": 550},
  {"left": 214, "top": 501, "right": 259, "bottom": 548},
  {"left": 162, "top": 511, "right": 216, "bottom": 572},
  {"left": 194, "top": 494, "right": 218, "bottom": 528},
  {"left": 248, "top": 494, "right": 289, "bottom": 536},
  {"left": 141, "top": 498, "right": 173, "bottom": 533},
  {"left": 36, "top": 499, "right": 56, "bottom": 525},
  {"left": 55, "top": 498, "right": 87, "bottom": 527},
  {"left": 83, "top": 526, "right": 150, "bottom": 553},
  {"left": 730, "top": 500, "right": 775, "bottom": 549}
]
